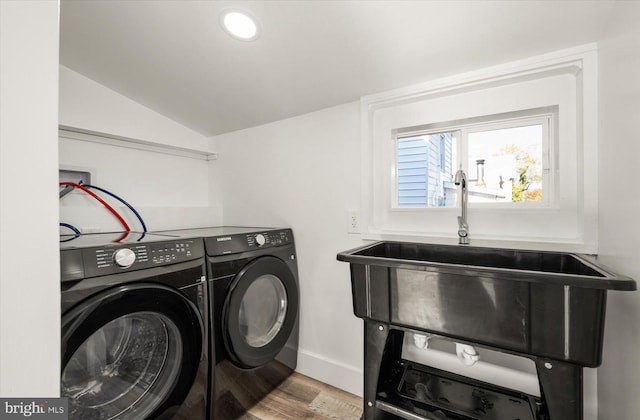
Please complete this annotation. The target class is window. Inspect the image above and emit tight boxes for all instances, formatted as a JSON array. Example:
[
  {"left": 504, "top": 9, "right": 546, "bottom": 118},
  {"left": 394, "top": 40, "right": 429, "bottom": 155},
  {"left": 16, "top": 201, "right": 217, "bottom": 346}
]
[
  {"left": 394, "top": 109, "right": 552, "bottom": 209},
  {"left": 362, "top": 48, "right": 596, "bottom": 250}
]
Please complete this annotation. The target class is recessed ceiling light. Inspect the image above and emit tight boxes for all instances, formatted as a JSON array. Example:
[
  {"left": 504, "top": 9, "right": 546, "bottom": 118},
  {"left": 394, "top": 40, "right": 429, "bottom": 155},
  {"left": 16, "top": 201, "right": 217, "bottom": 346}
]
[{"left": 220, "top": 10, "right": 259, "bottom": 41}]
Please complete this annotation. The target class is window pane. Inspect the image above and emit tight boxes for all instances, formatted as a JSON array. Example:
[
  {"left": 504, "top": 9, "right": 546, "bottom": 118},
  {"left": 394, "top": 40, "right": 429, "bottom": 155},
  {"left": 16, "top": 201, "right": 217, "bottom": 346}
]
[
  {"left": 397, "top": 131, "right": 457, "bottom": 207},
  {"left": 467, "top": 124, "right": 543, "bottom": 203}
]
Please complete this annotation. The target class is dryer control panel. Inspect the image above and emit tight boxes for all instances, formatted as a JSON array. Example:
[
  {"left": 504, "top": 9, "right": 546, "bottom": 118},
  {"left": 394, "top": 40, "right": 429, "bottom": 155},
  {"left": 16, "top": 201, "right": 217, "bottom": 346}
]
[{"left": 205, "top": 228, "right": 293, "bottom": 256}]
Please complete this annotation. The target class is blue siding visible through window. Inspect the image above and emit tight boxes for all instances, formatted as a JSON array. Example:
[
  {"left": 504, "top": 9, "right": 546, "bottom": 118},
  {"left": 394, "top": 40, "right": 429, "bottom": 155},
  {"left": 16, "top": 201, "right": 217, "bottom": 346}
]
[
  {"left": 398, "top": 138, "right": 428, "bottom": 205},
  {"left": 398, "top": 132, "right": 456, "bottom": 207}
]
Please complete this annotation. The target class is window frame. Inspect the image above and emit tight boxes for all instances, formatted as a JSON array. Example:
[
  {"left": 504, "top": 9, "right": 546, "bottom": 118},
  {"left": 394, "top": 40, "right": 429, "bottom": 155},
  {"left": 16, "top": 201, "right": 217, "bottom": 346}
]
[{"left": 392, "top": 107, "right": 556, "bottom": 211}]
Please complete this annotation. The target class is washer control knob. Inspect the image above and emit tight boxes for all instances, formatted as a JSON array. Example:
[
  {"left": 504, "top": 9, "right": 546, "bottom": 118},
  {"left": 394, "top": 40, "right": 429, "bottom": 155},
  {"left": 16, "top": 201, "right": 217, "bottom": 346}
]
[
  {"left": 255, "top": 234, "right": 266, "bottom": 247},
  {"left": 113, "top": 248, "right": 136, "bottom": 268}
]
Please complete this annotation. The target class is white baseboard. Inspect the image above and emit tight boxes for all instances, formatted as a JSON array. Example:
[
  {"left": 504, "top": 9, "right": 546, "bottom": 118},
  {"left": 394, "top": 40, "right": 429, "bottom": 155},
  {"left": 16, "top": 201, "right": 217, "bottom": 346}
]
[{"left": 295, "top": 348, "right": 363, "bottom": 397}]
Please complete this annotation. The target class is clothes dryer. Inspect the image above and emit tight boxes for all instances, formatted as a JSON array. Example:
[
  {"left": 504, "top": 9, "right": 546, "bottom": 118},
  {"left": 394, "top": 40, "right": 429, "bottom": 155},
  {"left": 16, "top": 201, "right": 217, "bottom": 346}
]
[
  {"left": 158, "top": 227, "right": 300, "bottom": 419},
  {"left": 60, "top": 232, "right": 209, "bottom": 420}
]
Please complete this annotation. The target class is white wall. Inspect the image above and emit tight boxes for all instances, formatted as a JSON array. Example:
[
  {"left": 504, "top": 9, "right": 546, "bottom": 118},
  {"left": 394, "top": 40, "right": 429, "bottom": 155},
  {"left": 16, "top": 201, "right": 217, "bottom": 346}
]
[
  {"left": 59, "top": 67, "right": 222, "bottom": 232},
  {"left": 211, "top": 102, "right": 366, "bottom": 395},
  {"left": 597, "top": 2, "right": 640, "bottom": 419},
  {"left": 59, "top": 137, "right": 219, "bottom": 232},
  {"left": 60, "top": 65, "right": 209, "bottom": 152},
  {"left": 0, "top": 1, "right": 60, "bottom": 396}
]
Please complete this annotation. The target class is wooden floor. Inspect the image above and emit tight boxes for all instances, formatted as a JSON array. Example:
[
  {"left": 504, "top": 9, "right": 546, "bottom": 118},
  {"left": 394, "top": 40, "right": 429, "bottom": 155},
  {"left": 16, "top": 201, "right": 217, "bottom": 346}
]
[{"left": 243, "top": 372, "right": 363, "bottom": 420}]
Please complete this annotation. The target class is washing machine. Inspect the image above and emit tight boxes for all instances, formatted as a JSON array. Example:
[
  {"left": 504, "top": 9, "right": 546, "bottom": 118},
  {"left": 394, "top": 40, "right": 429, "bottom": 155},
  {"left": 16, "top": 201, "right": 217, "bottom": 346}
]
[
  {"left": 158, "top": 227, "right": 300, "bottom": 419},
  {"left": 60, "top": 231, "right": 209, "bottom": 420}
]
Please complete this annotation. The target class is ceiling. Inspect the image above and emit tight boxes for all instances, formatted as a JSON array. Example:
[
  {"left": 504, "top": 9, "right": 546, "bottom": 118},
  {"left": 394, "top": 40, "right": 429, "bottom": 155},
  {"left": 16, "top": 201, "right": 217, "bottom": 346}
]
[{"left": 60, "top": 0, "right": 614, "bottom": 138}]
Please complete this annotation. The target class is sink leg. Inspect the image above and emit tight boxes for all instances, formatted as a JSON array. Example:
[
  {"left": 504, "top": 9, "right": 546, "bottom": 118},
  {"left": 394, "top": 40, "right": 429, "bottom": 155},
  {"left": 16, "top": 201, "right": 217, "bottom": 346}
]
[
  {"left": 536, "top": 358, "right": 583, "bottom": 420},
  {"left": 363, "top": 320, "right": 389, "bottom": 420}
]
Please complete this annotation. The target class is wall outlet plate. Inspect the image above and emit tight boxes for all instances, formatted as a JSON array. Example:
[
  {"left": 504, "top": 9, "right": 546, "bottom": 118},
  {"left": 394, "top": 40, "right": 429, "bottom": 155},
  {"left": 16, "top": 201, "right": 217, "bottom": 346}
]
[{"left": 348, "top": 210, "right": 360, "bottom": 234}]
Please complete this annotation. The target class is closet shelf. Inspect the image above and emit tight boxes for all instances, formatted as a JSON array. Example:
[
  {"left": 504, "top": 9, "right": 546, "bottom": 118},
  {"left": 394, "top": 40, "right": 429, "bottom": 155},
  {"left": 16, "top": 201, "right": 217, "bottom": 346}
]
[{"left": 59, "top": 126, "right": 218, "bottom": 161}]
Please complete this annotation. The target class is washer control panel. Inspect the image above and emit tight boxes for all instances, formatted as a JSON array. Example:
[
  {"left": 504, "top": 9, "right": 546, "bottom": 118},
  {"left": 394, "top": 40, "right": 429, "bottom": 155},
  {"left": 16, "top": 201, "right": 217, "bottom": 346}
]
[{"left": 83, "top": 238, "right": 204, "bottom": 278}]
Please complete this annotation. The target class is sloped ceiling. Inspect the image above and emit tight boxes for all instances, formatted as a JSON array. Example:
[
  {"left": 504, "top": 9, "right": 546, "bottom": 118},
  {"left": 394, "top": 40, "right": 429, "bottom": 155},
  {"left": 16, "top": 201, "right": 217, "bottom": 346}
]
[{"left": 60, "top": 0, "right": 613, "bottom": 137}]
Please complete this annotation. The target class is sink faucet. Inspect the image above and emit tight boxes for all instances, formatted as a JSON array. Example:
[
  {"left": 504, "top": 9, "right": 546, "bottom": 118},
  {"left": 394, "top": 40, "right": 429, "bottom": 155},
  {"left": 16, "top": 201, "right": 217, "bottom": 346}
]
[{"left": 454, "top": 169, "right": 469, "bottom": 244}]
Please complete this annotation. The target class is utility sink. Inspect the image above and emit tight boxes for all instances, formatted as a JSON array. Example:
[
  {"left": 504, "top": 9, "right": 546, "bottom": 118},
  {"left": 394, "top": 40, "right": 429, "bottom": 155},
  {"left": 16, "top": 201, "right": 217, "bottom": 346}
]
[
  {"left": 338, "top": 241, "right": 636, "bottom": 290},
  {"left": 338, "top": 241, "right": 636, "bottom": 420},
  {"left": 337, "top": 241, "right": 636, "bottom": 367}
]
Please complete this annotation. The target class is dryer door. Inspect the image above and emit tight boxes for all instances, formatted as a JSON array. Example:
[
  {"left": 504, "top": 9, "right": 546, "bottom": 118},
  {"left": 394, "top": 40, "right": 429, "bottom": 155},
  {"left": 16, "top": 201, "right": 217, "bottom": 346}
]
[
  {"left": 222, "top": 256, "right": 299, "bottom": 369},
  {"left": 61, "top": 283, "right": 203, "bottom": 420}
]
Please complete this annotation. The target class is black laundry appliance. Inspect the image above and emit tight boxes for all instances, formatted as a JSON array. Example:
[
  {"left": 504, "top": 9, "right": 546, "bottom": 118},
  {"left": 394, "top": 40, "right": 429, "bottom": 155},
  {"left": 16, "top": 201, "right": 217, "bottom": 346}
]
[
  {"left": 60, "top": 231, "right": 209, "bottom": 420},
  {"left": 158, "top": 227, "right": 300, "bottom": 419}
]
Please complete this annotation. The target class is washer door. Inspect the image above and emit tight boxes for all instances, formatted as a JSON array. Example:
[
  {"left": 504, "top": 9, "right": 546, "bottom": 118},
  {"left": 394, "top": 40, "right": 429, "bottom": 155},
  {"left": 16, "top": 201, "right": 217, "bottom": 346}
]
[
  {"left": 222, "top": 256, "right": 299, "bottom": 369},
  {"left": 61, "top": 284, "right": 202, "bottom": 420}
]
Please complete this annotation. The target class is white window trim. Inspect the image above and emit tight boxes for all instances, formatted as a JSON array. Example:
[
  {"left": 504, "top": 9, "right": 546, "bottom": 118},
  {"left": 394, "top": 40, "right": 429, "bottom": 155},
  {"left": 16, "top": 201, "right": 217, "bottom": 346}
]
[{"left": 359, "top": 44, "right": 598, "bottom": 253}]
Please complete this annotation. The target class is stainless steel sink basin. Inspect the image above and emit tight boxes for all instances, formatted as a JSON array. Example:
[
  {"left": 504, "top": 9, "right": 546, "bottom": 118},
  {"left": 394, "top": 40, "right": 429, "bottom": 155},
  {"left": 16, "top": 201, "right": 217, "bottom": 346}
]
[{"left": 338, "top": 241, "right": 635, "bottom": 290}]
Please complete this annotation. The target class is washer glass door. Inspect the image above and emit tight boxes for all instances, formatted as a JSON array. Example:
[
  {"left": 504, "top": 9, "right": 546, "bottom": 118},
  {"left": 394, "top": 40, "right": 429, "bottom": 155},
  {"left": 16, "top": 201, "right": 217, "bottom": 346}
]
[
  {"left": 61, "top": 312, "right": 182, "bottom": 419},
  {"left": 61, "top": 284, "right": 203, "bottom": 420}
]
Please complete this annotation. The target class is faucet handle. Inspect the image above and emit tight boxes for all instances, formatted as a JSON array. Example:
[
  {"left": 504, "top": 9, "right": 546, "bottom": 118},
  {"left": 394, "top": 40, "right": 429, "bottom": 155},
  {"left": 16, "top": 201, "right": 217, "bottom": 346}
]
[
  {"left": 457, "top": 216, "right": 469, "bottom": 244},
  {"left": 458, "top": 229, "right": 470, "bottom": 245}
]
